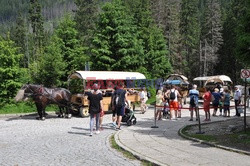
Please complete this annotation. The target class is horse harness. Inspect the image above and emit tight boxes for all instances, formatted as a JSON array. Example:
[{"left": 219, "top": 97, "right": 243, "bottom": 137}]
[{"left": 24, "top": 85, "right": 67, "bottom": 107}]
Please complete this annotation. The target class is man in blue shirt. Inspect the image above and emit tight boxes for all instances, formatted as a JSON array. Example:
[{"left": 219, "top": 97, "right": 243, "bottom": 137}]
[{"left": 189, "top": 84, "right": 199, "bottom": 121}]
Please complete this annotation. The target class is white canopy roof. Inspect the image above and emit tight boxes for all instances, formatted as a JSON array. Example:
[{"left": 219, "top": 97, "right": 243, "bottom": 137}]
[
  {"left": 193, "top": 75, "right": 232, "bottom": 83},
  {"left": 68, "top": 71, "right": 146, "bottom": 80}
]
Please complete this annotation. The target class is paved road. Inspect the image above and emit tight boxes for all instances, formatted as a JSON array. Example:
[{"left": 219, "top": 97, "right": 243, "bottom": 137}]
[
  {"left": 115, "top": 105, "right": 250, "bottom": 166},
  {"left": 0, "top": 114, "right": 140, "bottom": 166}
]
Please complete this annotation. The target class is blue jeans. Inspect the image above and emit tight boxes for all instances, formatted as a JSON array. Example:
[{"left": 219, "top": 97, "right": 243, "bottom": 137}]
[{"left": 90, "top": 113, "right": 100, "bottom": 133}]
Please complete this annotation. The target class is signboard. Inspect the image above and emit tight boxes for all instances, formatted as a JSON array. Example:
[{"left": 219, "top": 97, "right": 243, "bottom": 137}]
[{"left": 241, "top": 69, "right": 250, "bottom": 79}]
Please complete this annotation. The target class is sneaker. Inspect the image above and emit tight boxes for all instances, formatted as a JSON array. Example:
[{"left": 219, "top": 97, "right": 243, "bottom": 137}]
[
  {"left": 116, "top": 127, "right": 121, "bottom": 130},
  {"left": 112, "top": 122, "right": 117, "bottom": 128},
  {"left": 96, "top": 130, "right": 100, "bottom": 134},
  {"left": 189, "top": 119, "right": 193, "bottom": 121},
  {"left": 89, "top": 132, "right": 93, "bottom": 137}
]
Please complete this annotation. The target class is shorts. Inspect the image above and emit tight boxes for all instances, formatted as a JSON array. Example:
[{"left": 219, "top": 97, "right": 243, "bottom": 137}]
[
  {"left": 112, "top": 109, "right": 117, "bottom": 117},
  {"left": 116, "top": 106, "right": 125, "bottom": 116},
  {"left": 169, "top": 101, "right": 178, "bottom": 111},
  {"left": 213, "top": 102, "right": 219, "bottom": 108}
]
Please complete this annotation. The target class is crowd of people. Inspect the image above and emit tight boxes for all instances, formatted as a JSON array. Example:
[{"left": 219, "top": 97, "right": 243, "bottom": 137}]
[
  {"left": 86, "top": 82, "right": 245, "bottom": 136},
  {"left": 154, "top": 84, "right": 244, "bottom": 122}
]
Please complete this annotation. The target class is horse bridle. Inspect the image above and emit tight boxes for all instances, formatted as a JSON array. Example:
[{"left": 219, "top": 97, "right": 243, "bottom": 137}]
[{"left": 23, "top": 84, "right": 44, "bottom": 97}]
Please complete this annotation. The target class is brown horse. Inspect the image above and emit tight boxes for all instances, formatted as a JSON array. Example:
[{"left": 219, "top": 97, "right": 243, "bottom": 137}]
[{"left": 15, "top": 84, "right": 72, "bottom": 120}]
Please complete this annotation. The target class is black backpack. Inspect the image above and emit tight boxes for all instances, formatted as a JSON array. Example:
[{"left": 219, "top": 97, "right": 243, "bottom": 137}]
[
  {"left": 190, "top": 95, "right": 195, "bottom": 105},
  {"left": 169, "top": 90, "right": 176, "bottom": 100},
  {"left": 114, "top": 91, "right": 124, "bottom": 107}
]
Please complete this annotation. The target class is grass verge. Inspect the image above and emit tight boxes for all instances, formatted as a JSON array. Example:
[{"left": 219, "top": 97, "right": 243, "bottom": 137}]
[
  {"left": 110, "top": 134, "right": 154, "bottom": 166},
  {"left": 182, "top": 125, "right": 217, "bottom": 142},
  {"left": 0, "top": 102, "right": 58, "bottom": 114},
  {"left": 182, "top": 125, "right": 250, "bottom": 152}
]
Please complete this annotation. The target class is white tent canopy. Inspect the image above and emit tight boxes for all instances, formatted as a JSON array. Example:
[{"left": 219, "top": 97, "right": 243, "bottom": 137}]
[{"left": 68, "top": 71, "right": 146, "bottom": 80}]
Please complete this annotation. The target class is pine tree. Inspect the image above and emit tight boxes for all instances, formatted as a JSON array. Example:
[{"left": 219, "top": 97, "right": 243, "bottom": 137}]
[
  {"left": 236, "top": 0, "right": 250, "bottom": 67},
  {"left": 216, "top": 0, "right": 245, "bottom": 83},
  {"left": 55, "top": 14, "right": 88, "bottom": 85},
  {"left": 28, "top": 0, "right": 45, "bottom": 62},
  {"left": 91, "top": 0, "right": 144, "bottom": 71},
  {"left": 180, "top": 0, "right": 200, "bottom": 79},
  {"left": 74, "top": 0, "right": 99, "bottom": 47},
  {"left": 124, "top": 0, "right": 172, "bottom": 78},
  {"left": 200, "top": 0, "right": 223, "bottom": 76},
  {"left": 33, "top": 35, "right": 66, "bottom": 87},
  {"left": 0, "top": 35, "right": 25, "bottom": 106},
  {"left": 10, "top": 14, "right": 29, "bottom": 68}
]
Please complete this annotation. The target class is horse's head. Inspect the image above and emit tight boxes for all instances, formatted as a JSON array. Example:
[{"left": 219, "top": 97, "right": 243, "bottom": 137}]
[{"left": 14, "top": 84, "right": 42, "bottom": 102}]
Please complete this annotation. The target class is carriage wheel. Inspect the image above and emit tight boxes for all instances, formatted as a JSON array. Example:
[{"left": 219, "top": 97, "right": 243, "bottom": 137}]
[
  {"left": 127, "top": 120, "right": 132, "bottom": 126},
  {"left": 70, "top": 108, "right": 80, "bottom": 116},
  {"left": 79, "top": 107, "right": 89, "bottom": 118}
]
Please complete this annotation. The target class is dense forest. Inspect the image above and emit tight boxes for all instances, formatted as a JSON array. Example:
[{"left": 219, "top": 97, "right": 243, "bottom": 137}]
[{"left": 0, "top": 0, "right": 249, "bottom": 107}]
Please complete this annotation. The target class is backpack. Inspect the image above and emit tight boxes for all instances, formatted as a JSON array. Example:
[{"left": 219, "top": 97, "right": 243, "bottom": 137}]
[
  {"left": 190, "top": 95, "right": 196, "bottom": 105},
  {"left": 114, "top": 91, "right": 124, "bottom": 107},
  {"left": 169, "top": 90, "right": 176, "bottom": 100}
]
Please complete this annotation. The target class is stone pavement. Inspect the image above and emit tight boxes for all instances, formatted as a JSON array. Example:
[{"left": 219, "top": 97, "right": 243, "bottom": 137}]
[
  {"left": 115, "top": 105, "right": 250, "bottom": 166},
  {"left": 0, "top": 113, "right": 141, "bottom": 166}
]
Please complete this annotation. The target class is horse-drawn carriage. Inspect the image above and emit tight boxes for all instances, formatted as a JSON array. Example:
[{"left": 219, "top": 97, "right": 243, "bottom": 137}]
[
  {"left": 163, "top": 74, "right": 190, "bottom": 103},
  {"left": 193, "top": 75, "right": 233, "bottom": 98},
  {"left": 68, "top": 71, "right": 146, "bottom": 117},
  {"left": 15, "top": 71, "right": 146, "bottom": 120}
]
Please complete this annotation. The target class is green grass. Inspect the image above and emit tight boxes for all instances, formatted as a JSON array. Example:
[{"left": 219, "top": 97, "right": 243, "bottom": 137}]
[
  {"left": 182, "top": 125, "right": 217, "bottom": 142},
  {"left": 189, "top": 134, "right": 217, "bottom": 142},
  {"left": 226, "top": 129, "right": 250, "bottom": 144},
  {"left": 110, "top": 134, "right": 154, "bottom": 165},
  {"left": 110, "top": 134, "right": 137, "bottom": 160},
  {"left": 182, "top": 125, "right": 250, "bottom": 152},
  {"left": 0, "top": 102, "right": 58, "bottom": 114}
]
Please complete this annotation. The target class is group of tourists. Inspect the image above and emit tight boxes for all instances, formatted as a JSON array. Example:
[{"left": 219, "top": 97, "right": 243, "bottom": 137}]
[
  {"left": 155, "top": 84, "right": 243, "bottom": 122},
  {"left": 155, "top": 85, "right": 182, "bottom": 121},
  {"left": 87, "top": 81, "right": 244, "bottom": 136},
  {"left": 201, "top": 85, "right": 242, "bottom": 122},
  {"left": 87, "top": 83, "right": 128, "bottom": 136}
]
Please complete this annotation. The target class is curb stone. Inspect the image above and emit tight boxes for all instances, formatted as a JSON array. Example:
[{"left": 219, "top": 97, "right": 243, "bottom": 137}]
[
  {"left": 114, "top": 130, "right": 163, "bottom": 166},
  {"left": 0, "top": 112, "right": 55, "bottom": 118},
  {"left": 178, "top": 123, "right": 250, "bottom": 156}
]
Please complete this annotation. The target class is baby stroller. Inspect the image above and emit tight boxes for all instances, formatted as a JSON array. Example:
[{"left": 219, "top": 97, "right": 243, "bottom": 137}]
[{"left": 122, "top": 104, "right": 137, "bottom": 126}]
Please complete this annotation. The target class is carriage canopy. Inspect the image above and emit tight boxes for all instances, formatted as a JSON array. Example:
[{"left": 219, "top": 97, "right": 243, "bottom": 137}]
[
  {"left": 163, "top": 74, "right": 189, "bottom": 85},
  {"left": 68, "top": 71, "right": 146, "bottom": 93},
  {"left": 193, "top": 75, "right": 232, "bottom": 87},
  {"left": 68, "top": 71, "right": 146, "bottom": 80}
]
